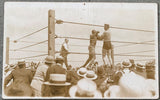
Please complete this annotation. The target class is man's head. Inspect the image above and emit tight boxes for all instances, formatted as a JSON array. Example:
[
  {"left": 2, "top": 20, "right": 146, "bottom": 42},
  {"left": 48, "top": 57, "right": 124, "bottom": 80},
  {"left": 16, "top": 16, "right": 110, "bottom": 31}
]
[
  {"left": 45, "top": 55, "right": 55, "bottom": 65},
  {"left": 104, "top": 24, "right": 109, "bottom": 31},
  {"left": 55, "top": 56, "right": 64, "bottom": 65},
  {"left": 65, "top": 38, "right": 69, "bottom": 43},
  {"left": 67, "top": 65, "right": 72, "bottom": 70},
  {"left": 18, "top": 59, "right": 26, "bottom": 68},
  {"left": 92, "top": 30, "right": 97, "bottom": 35}
]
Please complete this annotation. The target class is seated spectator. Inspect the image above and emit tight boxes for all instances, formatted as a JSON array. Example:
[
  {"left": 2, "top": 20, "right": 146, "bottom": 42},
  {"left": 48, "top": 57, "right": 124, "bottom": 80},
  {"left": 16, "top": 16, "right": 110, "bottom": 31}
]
[
  {"left": 104, "top": 71, "right": 157, "bottom": 98},
  {"left": 112, "top": 63, "right": 123, "bottom": 85},
  {"left": 66, "top": 65, "right": 80, "bottom": 85},
  {"left": 69, "top": 78, "right": 102, "bottom": 98}
]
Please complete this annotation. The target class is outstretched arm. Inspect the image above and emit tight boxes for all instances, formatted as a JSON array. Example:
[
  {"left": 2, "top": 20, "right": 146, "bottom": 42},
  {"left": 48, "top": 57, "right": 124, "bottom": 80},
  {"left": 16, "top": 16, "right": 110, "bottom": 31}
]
[{"left": 4, "top": 72, "right": 13, "bottom": 88}]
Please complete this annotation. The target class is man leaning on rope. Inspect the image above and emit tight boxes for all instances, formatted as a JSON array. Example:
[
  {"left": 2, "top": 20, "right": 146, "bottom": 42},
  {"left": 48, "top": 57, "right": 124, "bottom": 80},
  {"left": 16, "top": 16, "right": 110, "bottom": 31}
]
[{"left": 60, "top": 38, "right": 69, "bottom": 68}]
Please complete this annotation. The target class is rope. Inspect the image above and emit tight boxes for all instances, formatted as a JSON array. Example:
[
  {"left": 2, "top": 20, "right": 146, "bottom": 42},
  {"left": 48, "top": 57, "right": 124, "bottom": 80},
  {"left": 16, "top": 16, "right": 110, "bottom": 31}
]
[
  {"left": 14, "top": 40, "right": 47, "bottom": 51},
  {"left": 15, "top": 26, "right": 48, "bottom": 41},
  {"left": 115, "top": 40, "right": 155, "bottom": 48},
  {"left": 10, "top": 40, "right": 39, "bottom": 44},
  {"left": 118, "top": 50, "right": 154, "bottom": 55},
  {"left": 57, "top": 36, "right": 154, "bottom": 45},
  {"left": 56, "top": 19, "right": 155, "bottom": 33},
  {"left": 11, "top": 54, "right": 48, "bottom": 60},
  {"left": 10, "top": 58, "right": 154, "bottom": 63},
  {"left": 10, "top": 49, "right": 47, "bottom": 53},
  {"left": 56, "top": 51, "right": 155, "bottom": 57}
]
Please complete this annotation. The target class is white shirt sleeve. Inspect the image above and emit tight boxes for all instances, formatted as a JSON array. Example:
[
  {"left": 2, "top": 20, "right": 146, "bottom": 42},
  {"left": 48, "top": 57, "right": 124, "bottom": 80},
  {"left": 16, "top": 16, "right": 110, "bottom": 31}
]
[{"left": 63, "top": 43, "right": 69, "bottom": 51}]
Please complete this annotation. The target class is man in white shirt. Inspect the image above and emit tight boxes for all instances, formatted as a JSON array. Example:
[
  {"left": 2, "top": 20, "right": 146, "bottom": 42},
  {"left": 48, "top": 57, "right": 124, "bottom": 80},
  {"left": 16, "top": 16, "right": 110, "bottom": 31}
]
[{"left": 60, "top": 38, "right": 69, "bottom": 68}]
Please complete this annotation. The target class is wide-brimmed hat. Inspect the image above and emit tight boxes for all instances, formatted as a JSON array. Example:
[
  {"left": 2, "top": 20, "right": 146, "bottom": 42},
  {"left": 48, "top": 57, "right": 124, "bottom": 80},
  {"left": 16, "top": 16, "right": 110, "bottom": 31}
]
[
  {"left": 122, "top": 60, "right": 131, "bottom": 68},
  {"left": 77, "top": 67, "right": 87, "bottom": 77},
  {"left": 55, "top": 55, "right": 64, "bottom": 62},
  {"left": 136, "top": 63, "right": 145, "bottom": 68},
  {"left": 4, "top": 64, "right": 9, "bottom": 71},
  {"left": 69, "top": 79, "right": 102, "bottom": 98},
  {"left": 18, "top": 59, "right": 25, "bottom": 65},
  {"left": 84, "top": 70, "right": 97, "bottom": 80},
  {"left": 9, "top": 64, "right": 16, "bottom": 69},
  {"left": 45, "top": 56, "right": 55, "bottom": 64}
]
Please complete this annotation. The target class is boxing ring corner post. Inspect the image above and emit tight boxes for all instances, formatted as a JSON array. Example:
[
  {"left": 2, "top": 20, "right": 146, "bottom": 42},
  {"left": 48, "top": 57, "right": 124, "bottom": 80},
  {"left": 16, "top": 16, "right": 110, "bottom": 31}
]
[{"left": 48, "top": 9, "right": 55, "bottom": 59}]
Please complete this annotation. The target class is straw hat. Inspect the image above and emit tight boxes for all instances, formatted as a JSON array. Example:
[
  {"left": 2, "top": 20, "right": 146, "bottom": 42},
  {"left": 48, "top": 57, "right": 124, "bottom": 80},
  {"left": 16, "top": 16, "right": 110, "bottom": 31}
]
[
  {"left": 104, "top": 85, "right": 121, "bottom": 98},
  {"left": 77, "top": 67, "right": 87, "bottom": 77},
  {"left": 4, "top": 64, "right": 9, "bottom": 71},
  {"left": 18, "top": 59, "right": 25, "bottom": 65},
  {"left": 69, "top": 78, "right": 102, "bottom": 98},
  {"left": 122, "top": 60, "right": 131, "bottom": 68},
  {"left": 84, "top": 70, "right": 97, "bottom": 80},
  {"left": 9, "top": 64, "right": 16, "bottom": 69},
  {"left": 44, "top": 56, "right": 55, "bottom": 64},
  {"left": 55, "top": 55, "right": 64, "bottom": 62}
]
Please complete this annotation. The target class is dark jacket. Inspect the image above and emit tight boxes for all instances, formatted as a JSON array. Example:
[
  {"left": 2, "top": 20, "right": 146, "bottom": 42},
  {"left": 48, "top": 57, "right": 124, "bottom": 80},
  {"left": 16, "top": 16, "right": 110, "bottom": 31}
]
[
  {"left": 4, "top": 67, "right": 33, "bottom": 96},
  {"left": 45, "top": 64, "right": 66, "bottom": 81},
  {"left": 66, "top": 69, "right": 80, "bottom": 85}
]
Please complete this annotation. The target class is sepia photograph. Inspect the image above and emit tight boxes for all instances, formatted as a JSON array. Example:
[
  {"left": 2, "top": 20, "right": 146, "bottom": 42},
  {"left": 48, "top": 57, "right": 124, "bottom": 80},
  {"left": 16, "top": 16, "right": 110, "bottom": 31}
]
[{"left": 2, "top": 2, "right": 159, "bottom": 99}]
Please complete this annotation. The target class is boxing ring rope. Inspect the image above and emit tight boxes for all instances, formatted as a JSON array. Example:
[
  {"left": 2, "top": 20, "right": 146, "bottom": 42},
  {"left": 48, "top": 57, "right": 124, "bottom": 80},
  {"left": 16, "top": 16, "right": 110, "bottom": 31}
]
[
  {"left": 57, "top": 36, "right": 154, "bottom": 45},
  {"left": 14, "top": 26, "right": 48, "bottom": 42},
  {"left": 115, "top": 40, "right": 154, "bottom": 48},
  {"left": 55, "top": 19, "right": 155, "bottom": 33},
  {"left": 9, "top": 18, "right": 155, "bottom": 63},
  {"left": 13, "top": 40, "right": 47, "bottom": 51}
]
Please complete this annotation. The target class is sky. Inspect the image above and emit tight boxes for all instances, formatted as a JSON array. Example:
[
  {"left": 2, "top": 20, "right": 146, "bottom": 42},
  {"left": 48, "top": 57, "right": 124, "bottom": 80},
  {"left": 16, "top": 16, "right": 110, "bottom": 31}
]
[{"left": 3, "top": 2, "right": 158, "bottom": 67}]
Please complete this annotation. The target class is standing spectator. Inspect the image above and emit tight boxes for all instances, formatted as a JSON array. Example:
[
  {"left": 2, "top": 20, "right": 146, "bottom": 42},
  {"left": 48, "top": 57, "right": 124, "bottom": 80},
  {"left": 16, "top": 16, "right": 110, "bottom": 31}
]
[
  {"left": 60, "top": 38, "right": 69, "bottom": 68},
  {"left": 45, "top": 56, "right": 66, "bottom": 96},
  {"left": 81, "top": 30, "right": 99, "bottom": 68},
  {"left": 4, "top": 60, "right": 33, "bottom": 96},
  {"left": 31, "top": 56, "right": 55, "bottom": 97}
]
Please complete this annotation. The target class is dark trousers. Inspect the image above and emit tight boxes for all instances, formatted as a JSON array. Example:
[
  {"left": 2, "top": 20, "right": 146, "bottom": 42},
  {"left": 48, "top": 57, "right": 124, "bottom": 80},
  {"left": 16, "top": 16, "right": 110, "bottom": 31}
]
[
  {"left": 60, "top": 53, "right": 68, "bottom": 68},
  {"left": 64, "top": 56, "right": 68, "bottom": 68},
  {"left": 82, "top": 54, "right": 95, "bottom": 68}
]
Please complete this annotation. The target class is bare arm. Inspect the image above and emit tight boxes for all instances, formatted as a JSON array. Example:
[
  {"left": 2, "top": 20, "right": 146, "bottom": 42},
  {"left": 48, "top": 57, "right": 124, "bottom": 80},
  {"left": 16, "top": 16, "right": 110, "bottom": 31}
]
[{"left": 97, "top": 33, "right": 103, "bottom": 40}]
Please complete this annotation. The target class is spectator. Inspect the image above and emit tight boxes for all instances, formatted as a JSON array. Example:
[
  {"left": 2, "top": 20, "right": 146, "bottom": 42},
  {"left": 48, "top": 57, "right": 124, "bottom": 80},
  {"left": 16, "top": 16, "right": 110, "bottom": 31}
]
[
  {"left": 31, "top": 56, "right": 55, "bottom": 97},
  {"left": 104, "top": 71, "right": 156, "bottom": 98},
  {"left": 4, "top": 60, "right": 33, "bottom": 96},
  {"left": 45, "top": 56, "right": 66, "bottom": 96},
  {"left": 69, "top": 78, "right": 102, "bottom": 98},
  {"left": 66, "top": 65, "right": 80, "bottom": 85}
]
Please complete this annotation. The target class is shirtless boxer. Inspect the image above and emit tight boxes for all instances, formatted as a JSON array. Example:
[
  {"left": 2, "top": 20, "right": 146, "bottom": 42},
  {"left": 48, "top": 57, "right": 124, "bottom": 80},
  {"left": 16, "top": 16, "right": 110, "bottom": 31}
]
[
  {"left": 81, "top": 30, "right": 99, "bottom": 68},
  {"left": 98, "top": 24, "right": 114, "bottom": 68}
]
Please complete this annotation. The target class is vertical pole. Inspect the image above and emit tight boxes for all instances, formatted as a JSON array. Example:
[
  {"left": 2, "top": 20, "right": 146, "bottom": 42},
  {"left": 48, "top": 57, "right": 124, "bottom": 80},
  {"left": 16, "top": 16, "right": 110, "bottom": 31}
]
[
  {"left": 48, "top": 10, "right": 55, "bottom": 59},
  {"left": 6, "top": 37, "right": 9, "bottom": 64}
]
